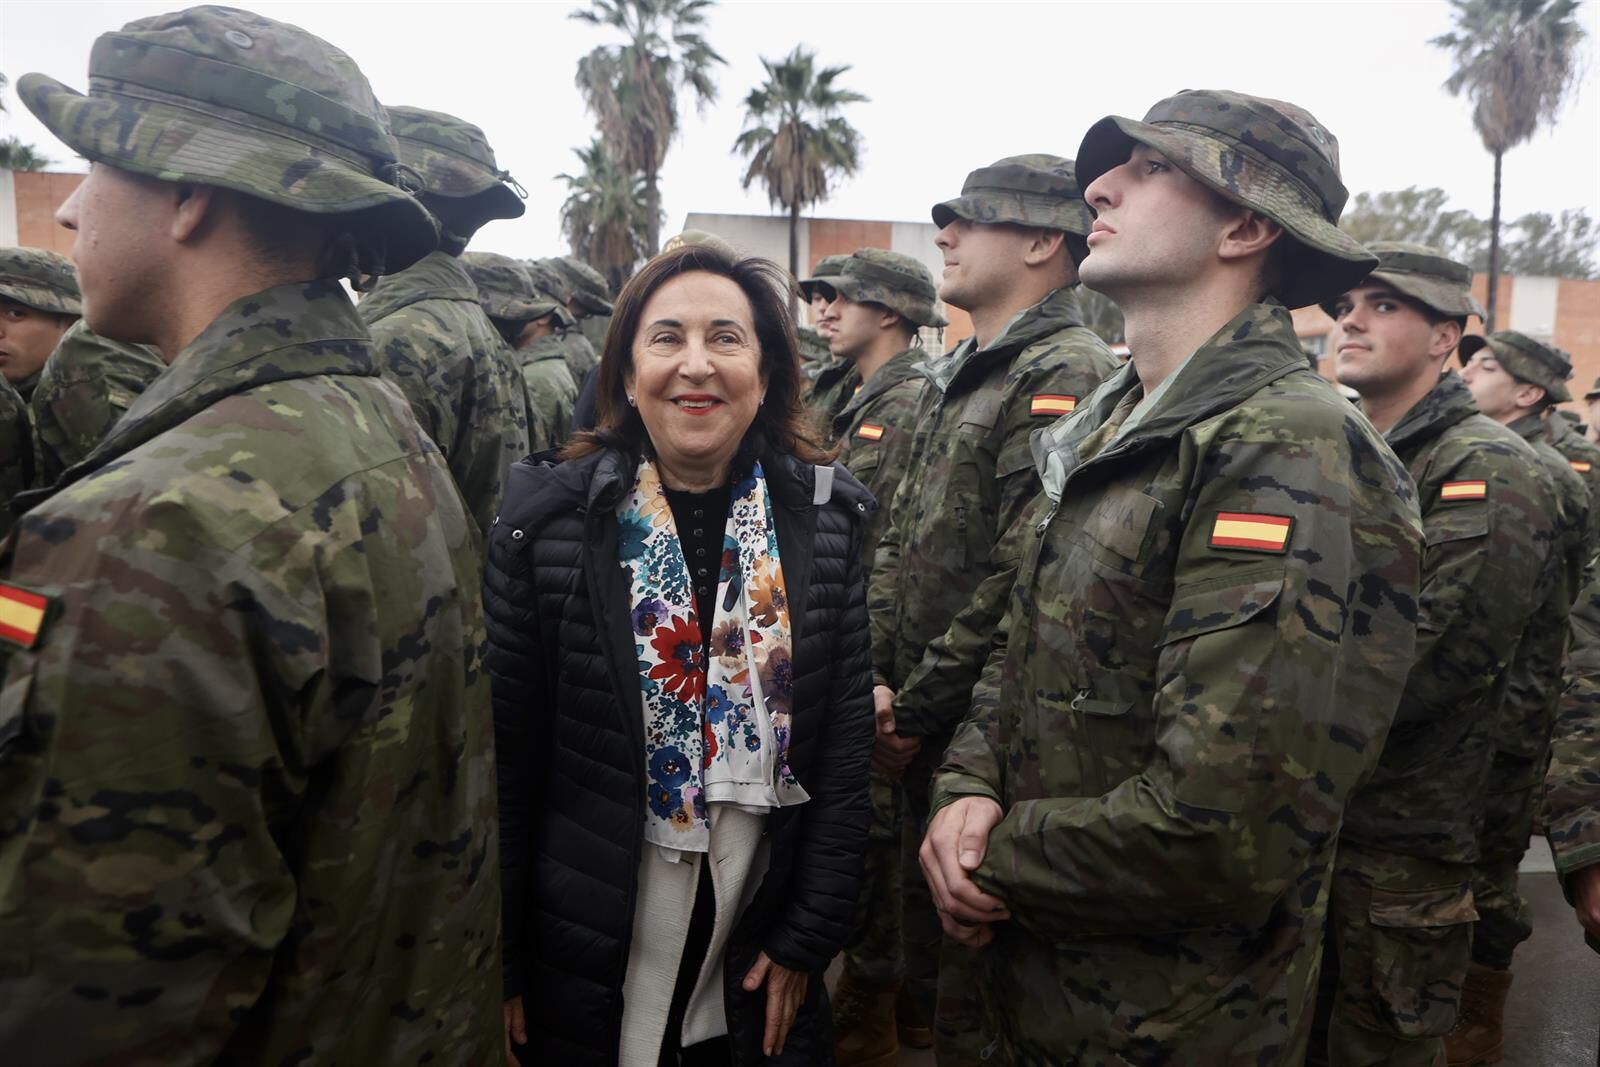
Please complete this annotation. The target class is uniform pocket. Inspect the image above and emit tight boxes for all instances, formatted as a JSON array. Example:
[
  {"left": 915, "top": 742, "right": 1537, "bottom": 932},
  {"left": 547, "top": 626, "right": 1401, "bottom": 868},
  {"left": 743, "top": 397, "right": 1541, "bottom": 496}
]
[{"left": 1365, "top": 882, "right": 1477, "bottom": 1038}]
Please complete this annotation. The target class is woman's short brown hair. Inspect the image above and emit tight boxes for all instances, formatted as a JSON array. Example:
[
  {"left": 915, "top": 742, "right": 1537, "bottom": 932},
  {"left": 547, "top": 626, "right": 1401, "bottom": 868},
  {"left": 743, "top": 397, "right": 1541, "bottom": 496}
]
[{"left": 562, "top": 242, "right": 834, "bottom": 466}]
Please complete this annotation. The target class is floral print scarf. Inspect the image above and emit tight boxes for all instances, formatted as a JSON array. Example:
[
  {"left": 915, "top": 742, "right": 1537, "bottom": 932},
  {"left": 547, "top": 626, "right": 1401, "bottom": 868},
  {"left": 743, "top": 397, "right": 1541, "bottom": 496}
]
[{"left": 619, "top": 458, "right": 810, "bottom": 853}]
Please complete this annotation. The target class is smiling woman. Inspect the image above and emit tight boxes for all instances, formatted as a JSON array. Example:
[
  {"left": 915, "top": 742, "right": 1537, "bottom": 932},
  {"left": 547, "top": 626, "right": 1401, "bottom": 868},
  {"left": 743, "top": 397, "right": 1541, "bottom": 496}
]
[{"left": 486, "top": 242, "right": 875, "bottom": 1067}]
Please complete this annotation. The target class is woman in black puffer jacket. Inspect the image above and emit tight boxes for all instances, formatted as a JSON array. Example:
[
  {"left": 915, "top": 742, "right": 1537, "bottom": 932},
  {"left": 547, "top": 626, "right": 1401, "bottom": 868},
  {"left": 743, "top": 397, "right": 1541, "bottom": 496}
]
[{"left": 486, "top": 242, "right": 875, "bottom": 1067}]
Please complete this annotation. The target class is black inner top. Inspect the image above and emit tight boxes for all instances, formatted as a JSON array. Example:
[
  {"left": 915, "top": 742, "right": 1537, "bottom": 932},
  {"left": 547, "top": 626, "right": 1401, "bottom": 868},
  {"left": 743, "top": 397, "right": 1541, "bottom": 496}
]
[{"left": 663, "top": 483, "right": 732, "bottom": 660}]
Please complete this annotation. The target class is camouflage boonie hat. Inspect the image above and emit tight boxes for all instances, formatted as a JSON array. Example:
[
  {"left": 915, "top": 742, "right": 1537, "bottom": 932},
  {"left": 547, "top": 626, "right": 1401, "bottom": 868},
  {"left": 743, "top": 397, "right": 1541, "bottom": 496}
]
[
  {"left": 553, "top": 256, "right": 614, "bottom": 315},
  {"left": 663, "top": 229, "right": 737, "bottom": 257},
  {"left": 387, "top": 105, "right": 525, "bottom": 222},
  {"left": 462, "top": 252, "right": 560, "bottom": 323},
  {"left": 524, "top": 260, "right": 578, "bottom": 328},
  {"left": 931, "top": 154, "right": 1094, "bottom": 237},
  {"left": 1321, "top": 241, "right": 1484, "bottom": 321},
  {"left": 830, "top": 248, "right": 947, "bottom": 328},
  {"left": 1459, "top": 330, "right": 1574, "bottom": 403},
  {"left": 18, "top": 5, "right": 438, "bottom": 272},
  {"left": 1076, "top": 89, "right": 1377, "bottom": 309},
  {"left": 0, "top": 248, "right": 82, "bottom": 316},
  {"left": 799, "top": 254, "right": 849, "bottom": 301}
]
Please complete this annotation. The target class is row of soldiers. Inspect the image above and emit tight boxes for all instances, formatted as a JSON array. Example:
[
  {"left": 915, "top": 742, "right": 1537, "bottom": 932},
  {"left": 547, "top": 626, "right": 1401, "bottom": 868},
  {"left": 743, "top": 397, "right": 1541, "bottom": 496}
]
[
  {"left": 779, "top": 139, "right": 1600, "bottom": 1065},
  {"left": 2, "top": 7, "right": 1599, "bottom": 1067}
]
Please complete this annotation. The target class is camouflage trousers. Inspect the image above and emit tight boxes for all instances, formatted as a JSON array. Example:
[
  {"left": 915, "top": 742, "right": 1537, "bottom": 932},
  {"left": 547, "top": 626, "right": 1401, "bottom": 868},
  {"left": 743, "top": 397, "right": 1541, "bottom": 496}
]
[
  {"left": 1470, "top": 858, "right": 1532, "bottom": 970},
  {"left": 842, "top": 770, "right": 905, "bottom": 981},
  {"left": 1471, "top": 758, "right": 1546, "bottom": 970},
  {"left": 1309, "top": 846, "right": 1476, "bottom": 1067}
]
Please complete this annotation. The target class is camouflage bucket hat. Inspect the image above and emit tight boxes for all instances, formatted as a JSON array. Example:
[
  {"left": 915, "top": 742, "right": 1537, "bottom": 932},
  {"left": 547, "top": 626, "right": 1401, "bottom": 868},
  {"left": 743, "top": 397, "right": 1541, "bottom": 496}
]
[
  {"left": 1458, "top": 330, "right": 1574, "bottom": 403},
  {"left": 0, "top": 248, "right": 83, "bottom": 316},
  {"left": 1075, "top": 89, "right": 1378, "bottom": 309},
  {"left": 829, "top": 248, "right": 948, "bottom": 328},
  {"left": 799, "top": 253, "right": 849, "bottom": 300},
  {"left": 387, "top": 105, "right": 525, "bottom": 221},
  {"left": 18, "top": 5, "right": 437, "bottom": 272},
  {"left": 462, "top": 252, "right": 560, "bottom": 323},
  {"left": 525, "top": 260, "right": 577, "bottom": 328},
  {"left": 553, "top": 256, "right": 614, "bottom": 315},
  {"left": 931, "top": 154, "right": 1094, "bottom": 237},
  {"left": 1319, "top": 241, "right": 1485, "bottom": 321}
]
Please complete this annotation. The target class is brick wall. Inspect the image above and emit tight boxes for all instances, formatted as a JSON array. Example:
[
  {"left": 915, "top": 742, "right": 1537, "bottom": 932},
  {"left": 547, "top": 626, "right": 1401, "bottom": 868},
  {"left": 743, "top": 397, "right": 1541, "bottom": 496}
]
[{"left": 13, "top": 171, "right": 82, "bottom": 254}]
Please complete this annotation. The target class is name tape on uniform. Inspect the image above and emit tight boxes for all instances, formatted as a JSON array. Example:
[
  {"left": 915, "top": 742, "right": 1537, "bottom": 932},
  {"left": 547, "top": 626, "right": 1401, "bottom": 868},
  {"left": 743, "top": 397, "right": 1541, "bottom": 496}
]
[
  {"left": 1440, "top": 480, "right": 1487, "bottom": 502},
  {"left": 1209, "top": 512, "right": 1293, "bottom": 554},
  {"left": 1031, "top": 394, "right": 1078, "bottom": 417},
  {"left": 0, "top": 583, "right": 49, "bottom": 649},
  {"left": 855, "top": 423, "right": 885, "bottom": 441}
]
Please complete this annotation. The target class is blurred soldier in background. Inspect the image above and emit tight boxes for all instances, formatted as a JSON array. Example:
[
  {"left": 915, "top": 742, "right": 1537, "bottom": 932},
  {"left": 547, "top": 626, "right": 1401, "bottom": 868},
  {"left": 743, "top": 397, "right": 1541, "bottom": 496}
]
[
  {"left": 527, "top": 256, "right": 599, "bottom": 386},
  {"left": 28, "top": 320, "right": 164, "bottom": 486},
  {"left": 466, "top": 251, "right": 575, "bottom": 452},
  {"left": 552, "top": 253, "right": 615, "bottom": 353}
]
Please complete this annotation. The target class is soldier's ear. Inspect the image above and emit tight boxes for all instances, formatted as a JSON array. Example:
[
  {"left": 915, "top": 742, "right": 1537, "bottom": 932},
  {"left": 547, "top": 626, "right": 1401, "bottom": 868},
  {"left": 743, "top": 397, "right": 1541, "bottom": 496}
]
[
  {"left": 1428, "top": 319, "right": 1463, "bottom": 362},
  {"left": 168, "top": 182, "right": 219, "bottom": 244}
]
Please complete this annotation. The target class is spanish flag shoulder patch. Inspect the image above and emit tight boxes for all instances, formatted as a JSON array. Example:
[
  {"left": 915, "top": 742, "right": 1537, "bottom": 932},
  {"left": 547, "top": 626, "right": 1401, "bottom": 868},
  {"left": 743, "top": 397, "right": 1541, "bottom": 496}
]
[
  {"left": 1440, "top": 480, "right": 1488, "bottom": 502},
  {"left": 1209, "top": 512, "right": 1294, "bottom": 554},
  {"left": 1031, "top": 394, "right": 1077, "bottom": 417},
  {"left": 855, "top": 423, "right": 885, "bottom": 441},
  {"left": 0, "top": 582, "right": 50, "bottom": 650},
  {"left": 1572, "top": 460, "right": 1593, "bottom": 474}
]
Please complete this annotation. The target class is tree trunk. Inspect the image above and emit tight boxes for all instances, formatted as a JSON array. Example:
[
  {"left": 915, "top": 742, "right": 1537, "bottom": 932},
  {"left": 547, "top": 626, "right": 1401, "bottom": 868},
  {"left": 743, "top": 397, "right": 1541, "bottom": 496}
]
[
  {"left": 788, "top": 199, "right": 800, "bottom": 283},
  {"left": 1486, "top": 149, "right": 1503, "bottom": 332},
  {"left": 645, "top": 158, "right": 661, "bottom": 256}
]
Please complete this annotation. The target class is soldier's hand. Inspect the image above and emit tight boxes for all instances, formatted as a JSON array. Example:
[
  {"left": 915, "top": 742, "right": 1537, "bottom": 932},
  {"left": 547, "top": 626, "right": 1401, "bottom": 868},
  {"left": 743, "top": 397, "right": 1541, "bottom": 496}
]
[
  {"left": 872, "top": 684, "right": 921, "bottom": 779},
  {"left": 741, "top": 951, "right": 809, "bottom": 1056},
  {"left": 920, "top": 796, "right": 1009, "bottom": 944},
  {"left": 1571, "top": 863, "right": 1600, "bottom": 938},
  {"left": 503, "top": 996, "right": 527, "bottom": 1066}
]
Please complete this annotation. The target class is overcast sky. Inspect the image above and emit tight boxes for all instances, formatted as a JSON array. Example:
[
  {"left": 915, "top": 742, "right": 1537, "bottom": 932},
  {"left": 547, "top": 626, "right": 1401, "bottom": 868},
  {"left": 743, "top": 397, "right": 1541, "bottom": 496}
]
[{"left": 3, "top": 0, "right": 1597, "bottom": 261}]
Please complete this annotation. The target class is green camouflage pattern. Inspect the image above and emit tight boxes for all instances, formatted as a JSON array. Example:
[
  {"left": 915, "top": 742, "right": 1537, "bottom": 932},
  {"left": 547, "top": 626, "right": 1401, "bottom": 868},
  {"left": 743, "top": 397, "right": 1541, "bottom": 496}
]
[
  {"left": 461, "top": 252, "right": 559, "bottom": 322},
  {"left": 359, "top": 249, "right": 527, "bottom": 540},
  {"left": 552, "top": 255, "right": 614, "bottom": 315},
  {"left": 1076, "top": 90, "right": 1377, "bottom": 309},
  {"left": 799, "top": 253, "right": 850, "bottom": 300},
  {"left": 28, "top": 318, "right": 165, "bottom": 488},
  {"left": 387, "top": 105, "right": 524, "bottom": 210},
  {"left": 805, "top": 358, "right": 861, "bottom": 425},
  {"left": 933, "top": 300, "right": 1423, "bottom": 1064},
  {"left": 1320, "top": 241, "right": 1484, "bottom": 322},
  {"left": 1318, "top": 373, "right": 1557, "bottom": 1061},
  {"left": 18, "top": 6, "right": 438, "bottom": 272},
  {"left": 0, "top": 376, "right": 32, "bottom": 538},
  {"left": 0, "top": 247, "right": 82, "bottom": 317},
  {"left": 830, "top": 249, "right": 948, "bottom": 329},
  {"left": 579, "top": 311, "right": 612, "bottom": 354},
  {"left": 1547, "top": 408, "right": 1600, "bottom": 509},
  {"left": 517, "top": 334, "right": 578, "bottom": 453},
  {"left": 1459, "top": 331, "right": 1574, "bottom": 403},
  {"left": 0, "top": 281, "right": 498, "bottom": 1065},
  {"left": 797, "top": 325, "right": 831, "bottom": 365},
  {"left": 557, "top": 327, "right": 600, "bottom": 387},
  {"left": 1545, "top": 566, "right": 1600, "bottom": 945},
  {"left": 932, "top": 154, "right": 1094, "bottom": 237}
]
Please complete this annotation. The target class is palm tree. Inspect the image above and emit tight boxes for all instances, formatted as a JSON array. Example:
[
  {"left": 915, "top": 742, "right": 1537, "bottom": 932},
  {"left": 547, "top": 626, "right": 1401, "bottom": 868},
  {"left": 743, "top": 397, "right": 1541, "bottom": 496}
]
[
  {"left": 1432, "top": 0, "right": 1586, "bottom": 329},
  {"left": 559, "top": 139, "right": 653, "bottom": 293},
  {"left": 571, "top": 0, "right": 724, "bottom": 255},
  {"left": 733, "top": 46, "right": 867, "bottom": 284}
]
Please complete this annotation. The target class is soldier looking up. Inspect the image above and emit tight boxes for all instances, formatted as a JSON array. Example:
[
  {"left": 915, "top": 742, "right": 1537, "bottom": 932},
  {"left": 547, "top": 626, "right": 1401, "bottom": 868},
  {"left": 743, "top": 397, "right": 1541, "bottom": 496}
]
[
  {"left": 0, "top": 7, "right": 499, "bottom": 1064},
  {"left": 921, "top": 91, "right": 1423, "bottom": 1064},
  {"left": 358, "top": 106, "right": 530, "bottom": 542},
  {"left": 1310, "top": 244, "right": 1557, "bottom": 1067}
]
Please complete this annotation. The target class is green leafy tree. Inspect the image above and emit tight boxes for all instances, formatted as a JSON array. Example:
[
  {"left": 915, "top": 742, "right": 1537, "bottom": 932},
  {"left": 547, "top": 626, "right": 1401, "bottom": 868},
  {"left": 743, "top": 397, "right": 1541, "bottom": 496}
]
[
  {"left": 571, "top": 0, "right": 724, "bottom": 255},
  {"left": 1432, "top": 0, "right": 1587, "bottom": 328},
  {"left": 559, "top": 138, "right": 654, "bottom": 293},
  {"left": 1342, "top": 186, "right": 1490, "bottom": 266},
  {"left": 733, "top": 46, "right": 867, "bottom": 283},
  {"left": 0, "top": 72, "right": 52, "bottom": 171},
  {"left": 1502, "top": 208, "right": 1598, "bottom": 278}
]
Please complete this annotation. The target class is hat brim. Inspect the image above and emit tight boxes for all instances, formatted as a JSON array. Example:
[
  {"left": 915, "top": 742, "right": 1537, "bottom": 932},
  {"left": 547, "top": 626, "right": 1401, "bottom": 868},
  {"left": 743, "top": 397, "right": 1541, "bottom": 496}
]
[
  {"left": 1076, "top": 115, "right": 1377, "bottom": 310},
  {"left": 20, "top": 73, "right": 439, "bottom": 273},
  {"left": 798, "top": 279, "right": 838, "bottom": 301},
  {"left": 0, "top": 281, "right": 81, "bottom": 317},
  {"left": 1318, "top": 268, "right": 1486, "bottom": 322},
  {"left": 931, "top": 194, "right": 1092, "bottom": 237},
  {"left": 571, "top": 292, "right": 614, "bottom": 316},
  {"left": 830, "top": 274, "right": 948, "bottom": 328}
]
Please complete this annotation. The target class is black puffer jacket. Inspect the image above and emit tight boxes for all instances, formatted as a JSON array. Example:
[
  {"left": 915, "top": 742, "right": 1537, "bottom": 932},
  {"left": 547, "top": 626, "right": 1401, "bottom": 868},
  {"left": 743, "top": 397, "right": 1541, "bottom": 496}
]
[{"left": 486, "top": 446, "right": 876, "bottom": 1066}]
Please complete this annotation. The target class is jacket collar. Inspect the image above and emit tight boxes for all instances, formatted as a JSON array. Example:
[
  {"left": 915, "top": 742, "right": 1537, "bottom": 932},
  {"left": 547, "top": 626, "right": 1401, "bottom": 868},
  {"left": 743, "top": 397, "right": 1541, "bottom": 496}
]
[
  {"left": 518, "top": 334, "right": 568, "bottom": 366},
  {"left": 834, "top": 347, "right": 923, "bottom": 429},
  {"left": 931, "top": 286, "right": 1086, "bottom": 395},
  {"left": 1383, "top": 372, "right": 1480, "bottom": 454},
  {"left": 357, "top": 250, "right": 480, "bottom": 322},
  {"left": 1506, "top": 412, "right": 1547, "bottom": 445}
]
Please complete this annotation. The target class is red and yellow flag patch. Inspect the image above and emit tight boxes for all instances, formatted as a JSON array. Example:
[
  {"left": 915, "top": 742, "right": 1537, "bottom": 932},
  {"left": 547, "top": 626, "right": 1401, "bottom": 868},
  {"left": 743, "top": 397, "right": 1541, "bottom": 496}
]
[
  {"left": 1572, "top": 460, "right": 1593, "bottom": 474},
  {"left": 0, "top": 583, "right": 49, "bottom": 649},
  {"left": 855, "top": 423, "right": 885, "bottom": 441},
  {"left": 1031, "top": 394, "right": 1077, "bottom": 417},
  {"left": 1210, "top": 512, "right": 1294, "bottom": 554},
  {"left": 1440, "top": 480, "right": 1488, "bottom": 502}
]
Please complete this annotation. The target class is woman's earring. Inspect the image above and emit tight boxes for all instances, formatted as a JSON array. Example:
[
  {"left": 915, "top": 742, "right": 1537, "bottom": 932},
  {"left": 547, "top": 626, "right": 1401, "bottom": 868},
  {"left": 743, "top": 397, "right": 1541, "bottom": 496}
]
[
  {"left": 627, "top": 394, "right": 637, "bottom": 407},
  {"left": 759, "top": 395, "right": 766, "bottom": 407}
]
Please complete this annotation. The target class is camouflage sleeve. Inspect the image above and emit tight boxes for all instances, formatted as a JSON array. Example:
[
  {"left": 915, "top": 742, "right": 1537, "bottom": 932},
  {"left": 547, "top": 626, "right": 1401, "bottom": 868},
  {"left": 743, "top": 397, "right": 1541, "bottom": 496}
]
[
  {"left": 954, "top": 411, "right": 1420, "bottom": 937},
  {"left": 0, "top": 384, "right": 31, "bottom": 536},
  {"left": 368, "top": 311, "right": 458, "bottom": 456},
  {"left": 1546, "top": 575, "right": 1600, "bottom": 882},
  {"left": 928, "top": 601, "right": 1014, "bottom": 806},
  {"left": 30, "top": 372, "right": 116, "bottom": 487}
]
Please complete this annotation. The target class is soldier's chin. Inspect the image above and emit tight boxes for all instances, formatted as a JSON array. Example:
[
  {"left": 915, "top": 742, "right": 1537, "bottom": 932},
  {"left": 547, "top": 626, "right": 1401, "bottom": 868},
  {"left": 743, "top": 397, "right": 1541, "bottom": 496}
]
[{"left": 83, "top": 302, "right": 158, "bottom": 353}]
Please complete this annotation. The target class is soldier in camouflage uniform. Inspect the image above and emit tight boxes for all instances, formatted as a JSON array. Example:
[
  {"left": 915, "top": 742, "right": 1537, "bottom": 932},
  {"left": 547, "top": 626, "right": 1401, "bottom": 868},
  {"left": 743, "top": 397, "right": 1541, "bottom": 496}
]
[
  {"left": 1545, "top": 394, "right": 1600, "bottom": 502},
  {"left": 0, "top": 247, "right": 81, "bottom": 401},
  {"left": 466, "top": 252, "right": 574, "bottom": 452},
  {"left": 822, "top": 248, "right": 944, "bottom": 1066},
  {"left": 0, "top": 377, "right": 30, "bottom": 538},
  {"left": 922, "top": 91, "right": 1424, "bottom": 1065},
  {"left": 552, "top": 254, "right": 615, "bottom": 354},
  {"left": 1452, "top": 330, "right": 1592, "bottom": 1066},
  {"left": 1543, "top": 567, "right": 1600, "bottom": 957},
  {"left": 1309, "top": 244, "right": 1557, "bottom": 1067},
  {"left": 358, "top": 105, "right": 529, "bottom": 542},
  {"left": 528, "top": 257, "right": 599, "bottom": 386},
  {"left": 871, "top": 155, "right": 1118, "bottom": 1066},
  {"left": 0, "top": 9, "right": 499, "bottom": 1063},
  {"left": 803, "top": 254, "right": 858, "bottom": 408},
  {"left": 29, "top": 319, "right": 165, "bottom": 487}
]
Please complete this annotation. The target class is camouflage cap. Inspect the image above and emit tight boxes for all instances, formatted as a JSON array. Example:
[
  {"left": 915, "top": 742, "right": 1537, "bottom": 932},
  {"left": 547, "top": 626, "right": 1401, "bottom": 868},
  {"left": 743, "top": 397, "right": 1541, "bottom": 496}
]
[
  {"left": 1458, "top": 330, "right": 1574, "bottom": 403},
  {"left": 18, "top": 5, "right": 437, "bottom": 272},
  {"left": 387, "top": 105, "right": 525, "bottom": 221},
  {"left": 799, "top": 254, "right": 850, "bottom": 300},
  {"left": 663, "top": 229, "right": 738, "bottom": 257},
  {"left": 931, "top": 154, "right": 1094, "bottom": 237},
  {"left": 1076, "top": 89, "right": 1377, "bottom": 309},
  {"left": 553, "top": 256, "right": 614, "bottom": 315},
  {"left": 1320, "top": 241, "right": 1485, "bottom": 321},
  {"left": 829, "top": 248, "right": 947, "bottom": 328},
  {"left": 462, "top": 252, "right": 560, "bottom": 323},
  {"left": 524, "top": 260, "right": 578, "bottom": 328},
  {"left": 0, "top": 247, "right": 82, "bottom": 316}
]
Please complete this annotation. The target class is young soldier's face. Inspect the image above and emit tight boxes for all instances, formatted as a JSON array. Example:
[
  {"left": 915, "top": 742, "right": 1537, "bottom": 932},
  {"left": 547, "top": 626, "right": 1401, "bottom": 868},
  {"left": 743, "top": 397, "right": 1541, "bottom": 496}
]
[
  {"left": 0, "top": 299, "right": 72, "bottom": 384},
  {"left": 933, "top": 219, "right": 1037, "bottom": 313},
  {"left": 825, "top": 297, "right": 893, "bottom": 362},
  {"left": 56, "top": 163, "right": 167, "bottom": 346},
  {"left": 1461, "top": 351, "right": 1540, "bottom": 420},
  {"left": 1078, "top": 144, "right": 1241, "bottom": 299},
  {"left": 1328, "top": 286, "right": 1448, "bottom": 395}
]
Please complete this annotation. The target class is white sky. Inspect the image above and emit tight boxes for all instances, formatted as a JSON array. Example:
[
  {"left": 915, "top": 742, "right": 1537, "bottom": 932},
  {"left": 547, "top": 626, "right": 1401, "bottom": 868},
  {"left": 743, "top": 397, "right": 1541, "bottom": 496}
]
[{"left": 3, "top": 0, "right": 1597, "bottom": 261}]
